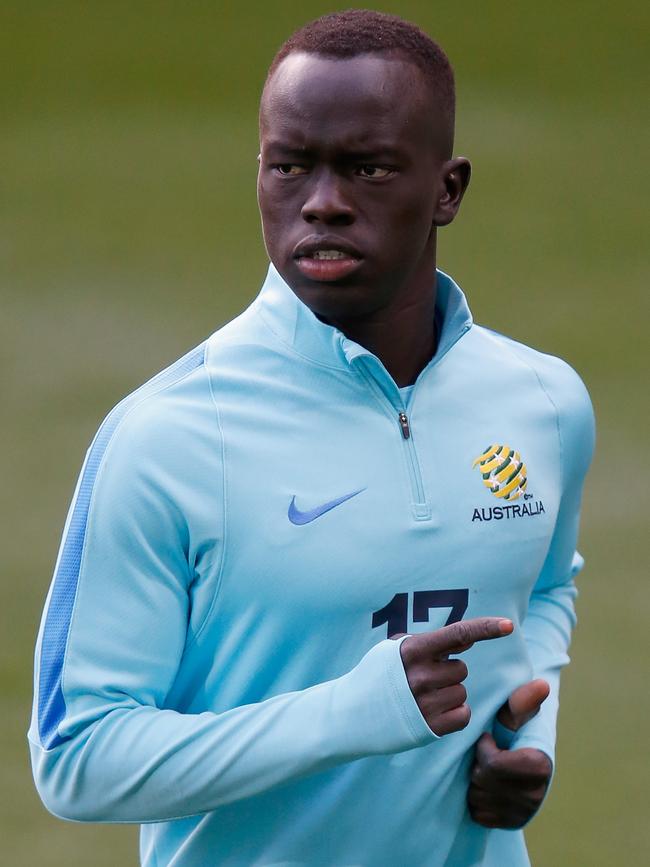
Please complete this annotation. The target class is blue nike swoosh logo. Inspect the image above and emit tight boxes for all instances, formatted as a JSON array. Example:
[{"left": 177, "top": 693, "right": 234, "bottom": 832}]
[{"left": 288, "top": 488, "right": 366, "bottom": 525}]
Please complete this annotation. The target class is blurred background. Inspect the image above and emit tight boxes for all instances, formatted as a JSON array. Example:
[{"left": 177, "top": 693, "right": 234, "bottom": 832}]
[{"left": 2, "top": 1, "right": 648, "bottom": 864}]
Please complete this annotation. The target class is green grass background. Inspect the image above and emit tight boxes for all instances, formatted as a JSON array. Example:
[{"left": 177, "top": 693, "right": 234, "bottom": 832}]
[{"left": 2, "top": 2, "right": 648, "bottom": 864}]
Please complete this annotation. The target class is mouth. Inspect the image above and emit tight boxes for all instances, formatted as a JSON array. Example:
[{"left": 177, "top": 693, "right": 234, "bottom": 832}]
[{"left": 292, "top": 237, "right": 363, "bottom": 282}]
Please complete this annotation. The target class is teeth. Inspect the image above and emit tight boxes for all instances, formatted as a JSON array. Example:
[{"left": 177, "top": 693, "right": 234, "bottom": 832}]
[{"left": 311, "top": 250, "right": 348, "bottom": 260}]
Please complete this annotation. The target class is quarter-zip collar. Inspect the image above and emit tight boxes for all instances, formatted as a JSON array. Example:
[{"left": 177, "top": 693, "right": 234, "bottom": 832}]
[{"left": 255, "top": 264, "right": 473, "bottom": 380}]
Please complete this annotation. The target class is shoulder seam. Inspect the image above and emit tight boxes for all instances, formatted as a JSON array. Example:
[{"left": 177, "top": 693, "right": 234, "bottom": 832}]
[
  {"left": 186, "top": 350, "right": 228, "bottom": 646},
  {"left": 60, "top": 345, "right": 208, "bottom": 741},
  {"left": 491, "top": 335, "right": 565, "bottom": 494}
]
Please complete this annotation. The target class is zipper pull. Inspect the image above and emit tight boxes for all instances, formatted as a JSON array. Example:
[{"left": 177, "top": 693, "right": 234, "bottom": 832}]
[{"left": 398, "top": 412, "right": 410, "bottom": 439}]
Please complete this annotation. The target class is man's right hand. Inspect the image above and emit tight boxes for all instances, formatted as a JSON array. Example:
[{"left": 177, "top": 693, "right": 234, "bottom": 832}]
[{"left": 397, "top": 617, "right": 513, "bottom": 736}]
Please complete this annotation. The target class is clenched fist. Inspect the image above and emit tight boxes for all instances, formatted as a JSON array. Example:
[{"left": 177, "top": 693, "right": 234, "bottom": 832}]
[
  {"left": 468, "top": 679, "right": 553, "bottom": 828},
  {"left": 398, "top": 617, "right": 513, "bottom": 736}
]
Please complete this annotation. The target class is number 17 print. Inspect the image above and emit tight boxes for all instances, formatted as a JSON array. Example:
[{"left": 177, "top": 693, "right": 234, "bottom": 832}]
[{"left": 372, "top": 589, "right": 469, "bottom": 638}]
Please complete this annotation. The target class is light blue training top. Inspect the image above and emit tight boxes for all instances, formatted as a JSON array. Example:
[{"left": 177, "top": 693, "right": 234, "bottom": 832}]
[{"left": 30, "top": 266, "right": 594, "bottom": 866}]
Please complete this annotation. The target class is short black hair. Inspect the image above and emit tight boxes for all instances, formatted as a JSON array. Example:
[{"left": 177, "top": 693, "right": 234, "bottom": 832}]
[{"left": 265, "top": 9, "right": 455, "bottom": 151}]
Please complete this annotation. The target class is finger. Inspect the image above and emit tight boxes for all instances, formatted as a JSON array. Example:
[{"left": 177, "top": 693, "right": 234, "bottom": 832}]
[
  {"left": 404, "top": 660, "right": 469, "bottom": 698},
  {"left": 469, "top": 782, "right": 546, "bottom": 828},
  {"left": 467, "top": 785, "right": 508, "bottom": 811},
  {"left": 430, "top": 683, "right": 467, "bottom": 714},
  {"left": 472, "top": 732, "right": 501, "bottom": 780},
  {"left": 470, "top": 812, "right": 500, "bottom": 828},
  {"left": 470, "top": 810, "right": 511, "bottom": 829},
  {"left": 437, "top": 643, "right": 472, "bottom": 661},
  {"left": 420, "top": 617, "right": 513, "bottom": 659},
  {"left": 432, "top": 658, "right": 469, "bottom": 687},
  {"left": 431, "top": 704, "right": 471, "bottom": 736},
  {"left": 497, "top": 679, "right": 550, "bottom": 730},
  {"left": 469, "top": 785, "right": 532, "bottom": 809},
  {"left": 478, "top": 747, "right": 552, "bottom": 784}
]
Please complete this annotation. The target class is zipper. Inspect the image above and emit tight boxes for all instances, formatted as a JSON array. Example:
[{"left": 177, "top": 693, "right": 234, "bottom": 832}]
[
  {"left": 396, "top": 409, "right": 428, "bottom": 515},
  {"left": 357, "top": 364, "right": 430, "bottom": 520}
]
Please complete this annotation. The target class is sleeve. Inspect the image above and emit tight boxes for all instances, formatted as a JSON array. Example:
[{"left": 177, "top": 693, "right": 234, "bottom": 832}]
[
  {"left": 28, "top": 390, "right": 435, "bottom": 824},
  {"left": 493, "top": 360, "right": 595, "bottom": 767}
]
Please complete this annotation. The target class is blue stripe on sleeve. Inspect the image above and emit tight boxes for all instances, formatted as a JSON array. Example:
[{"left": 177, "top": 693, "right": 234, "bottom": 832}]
[{"left": 37, "top": 343, "right": 206, "bottom": 749}]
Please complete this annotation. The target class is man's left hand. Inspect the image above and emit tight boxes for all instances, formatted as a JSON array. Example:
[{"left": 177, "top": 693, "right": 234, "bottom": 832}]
[{"left": 468, "top": 679, "right": 553, "bottom": 829}]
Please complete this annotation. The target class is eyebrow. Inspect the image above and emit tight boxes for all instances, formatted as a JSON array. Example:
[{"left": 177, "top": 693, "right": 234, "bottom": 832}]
[
  {"left": 263, "top": 144, "right": 311, "bottom": 157},
  {"left": 263, "top": 142, "right": 406, "bottom": 161}
]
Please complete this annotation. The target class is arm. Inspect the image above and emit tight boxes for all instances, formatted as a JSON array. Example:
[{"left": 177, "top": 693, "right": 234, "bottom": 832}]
[
  {"left": 29, "top": 394, "right": 437, "bottom": 823},
  {"left": 29, "top": 401, "right": 509, "bottom": 825},
  {"left": 31, "top": 378, "right": 510, "bottom": 824},
  {"left": 505, "top": 362, "right": 595, "bottom": 763},
  {"left": 469, "top": 359, "right": 595, "bottom": 827}
]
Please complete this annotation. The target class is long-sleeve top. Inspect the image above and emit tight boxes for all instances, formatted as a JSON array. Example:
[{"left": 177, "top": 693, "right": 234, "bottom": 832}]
[{"left": 29, "top": 266, "right": 595, "bottom": 866}]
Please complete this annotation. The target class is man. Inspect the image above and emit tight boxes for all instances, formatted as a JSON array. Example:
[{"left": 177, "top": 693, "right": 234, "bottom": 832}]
[{"left": 29, "top": 10, "right": 594, "bottom": 866}]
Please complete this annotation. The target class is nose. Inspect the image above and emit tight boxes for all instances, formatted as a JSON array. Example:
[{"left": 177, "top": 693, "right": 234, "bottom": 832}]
[{"left": 301, "top": 169, "right": 355, "bottom": 225}]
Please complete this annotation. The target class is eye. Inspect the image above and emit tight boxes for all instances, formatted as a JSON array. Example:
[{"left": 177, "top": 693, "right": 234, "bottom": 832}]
[
  {"left": 274, "top": 164, "right": 309, "bottom": 176},
  {"left": 357, "top": 165, "right": 393, "bottom": 179}
]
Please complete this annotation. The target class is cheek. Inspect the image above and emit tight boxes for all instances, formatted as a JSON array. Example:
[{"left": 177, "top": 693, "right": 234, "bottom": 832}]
[
  {"left": 258, "top": 195, "right": 283, "bottom": 254},
  {"left": 397, "top": 188, "right": 437, "bottom": 232},
  {"left": 258, "top": 184, "right": 297, "bottom": 241},
  {"left": 376, "top": 197, "right": 435, "bottom": 262},
  {"left": 367, "top": 182, "right": 435, "bottom": 232}
]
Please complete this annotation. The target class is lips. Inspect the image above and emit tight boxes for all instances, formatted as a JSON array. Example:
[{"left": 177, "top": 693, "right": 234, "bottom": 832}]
[{"left": 293, "top": 236, "right": 363, "bottom": 282}]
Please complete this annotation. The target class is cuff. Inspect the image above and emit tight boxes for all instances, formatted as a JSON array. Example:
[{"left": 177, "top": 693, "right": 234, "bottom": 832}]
[{"left": 387, "top": 636, "right": 440, "bottom": 746}]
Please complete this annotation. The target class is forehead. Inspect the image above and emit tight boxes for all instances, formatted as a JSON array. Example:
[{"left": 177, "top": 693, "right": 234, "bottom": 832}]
[{"left": 260, "top": 52, "right": 434, "bottom": 151}]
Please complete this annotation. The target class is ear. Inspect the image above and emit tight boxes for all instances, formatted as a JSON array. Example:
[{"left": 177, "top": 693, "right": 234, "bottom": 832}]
[{"left": 433, "top": 157, "right": 471, "bottom": 227}]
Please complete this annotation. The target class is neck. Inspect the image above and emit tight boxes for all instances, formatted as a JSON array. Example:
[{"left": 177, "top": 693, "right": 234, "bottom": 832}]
[
  {"left": 324, "top": 257, "right": 439, "bottom": 387},
  {"left": 336, "top": 290, "right": 437, "bottom": 386}
]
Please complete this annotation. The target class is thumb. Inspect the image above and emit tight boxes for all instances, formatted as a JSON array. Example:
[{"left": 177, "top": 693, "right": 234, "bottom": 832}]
[
  {"left": 497, "top": 678, "right": 550, "bottom": 731},
  {"left": 474, "top": 731, "right": 500, "bottom": 767}
]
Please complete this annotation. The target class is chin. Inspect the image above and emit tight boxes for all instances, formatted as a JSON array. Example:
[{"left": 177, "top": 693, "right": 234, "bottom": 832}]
[
  {"left": 287, "top": 280, "right": 370, "bottom": 319},
  {"left": 274, "top": 260, "right": 388, "bottom": 321}
]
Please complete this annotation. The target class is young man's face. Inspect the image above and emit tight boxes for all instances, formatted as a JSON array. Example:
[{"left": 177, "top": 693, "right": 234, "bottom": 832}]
[{"left": 257, "top": 52, "right": 464, "bottom": 324}]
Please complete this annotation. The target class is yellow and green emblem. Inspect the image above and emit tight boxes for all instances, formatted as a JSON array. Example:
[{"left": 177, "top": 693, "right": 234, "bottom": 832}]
[{"left": 472, "top": 444, "right": 528, "bottom": 501}]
